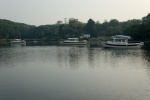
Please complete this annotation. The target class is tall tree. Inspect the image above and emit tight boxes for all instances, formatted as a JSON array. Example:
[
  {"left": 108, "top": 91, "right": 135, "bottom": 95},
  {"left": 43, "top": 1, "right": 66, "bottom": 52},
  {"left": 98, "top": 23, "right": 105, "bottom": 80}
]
[
  {"left": 109, "top": 19, "right": 119, "bottom": 27},
  {"left": 68, "top": 18, "right": 84, "bottom": 38},
  {"left": 85, "top": 19, "right": 96, "bottom": 37}
]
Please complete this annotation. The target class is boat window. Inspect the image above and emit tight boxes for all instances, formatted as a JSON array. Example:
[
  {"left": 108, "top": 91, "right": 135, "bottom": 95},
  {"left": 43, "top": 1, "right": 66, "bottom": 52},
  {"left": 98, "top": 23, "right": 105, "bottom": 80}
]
[
  {"left": 75, "top": 39, "right": 79, "bottom": 41},
  {"left": 69, "top": 39, "right": 77, "bottom": 41},
  {"left": 114, "top": 39, "right": 121, "bottom": 42},
  {"left": 69, "top": 39, "right": 73, "bottom": 41},
  {"left": 67, "top": 38, "right": 79, "bottom": 41},
  {"left": 122, "top": 39, "right": 125, "bottom": 42}
]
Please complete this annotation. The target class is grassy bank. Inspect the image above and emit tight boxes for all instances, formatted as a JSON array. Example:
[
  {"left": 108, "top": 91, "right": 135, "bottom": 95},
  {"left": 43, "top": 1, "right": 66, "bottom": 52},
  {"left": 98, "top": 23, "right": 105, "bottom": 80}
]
[{"left": 0, "top": 39, "right": 10, "bottom": 46}]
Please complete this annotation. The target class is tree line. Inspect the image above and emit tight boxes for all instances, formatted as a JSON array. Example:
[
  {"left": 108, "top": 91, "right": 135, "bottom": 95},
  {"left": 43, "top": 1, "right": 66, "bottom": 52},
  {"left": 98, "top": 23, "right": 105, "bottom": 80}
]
[{"left": 0, "top": 13, "right": 150, "bottom": 41}]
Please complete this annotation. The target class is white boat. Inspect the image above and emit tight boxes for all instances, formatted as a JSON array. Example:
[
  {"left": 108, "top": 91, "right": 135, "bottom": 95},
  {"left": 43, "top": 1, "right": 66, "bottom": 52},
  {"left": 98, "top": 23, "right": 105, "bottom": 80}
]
[
  {"left": 10, "top": 39, "right": 26, "bottom": 45},
  {"left": 60, "top": 38, "right": 87, "bottom": 45},
  {"left": 101, "top": 35, "right": 143, "bottom": 49}
]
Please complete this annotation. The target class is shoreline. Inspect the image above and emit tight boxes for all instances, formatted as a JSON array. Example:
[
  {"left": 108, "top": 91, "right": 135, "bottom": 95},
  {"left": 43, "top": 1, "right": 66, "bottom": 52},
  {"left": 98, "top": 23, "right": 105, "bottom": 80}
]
[{"left": 0, "top": 39, "right": 149, "bottom": 50}]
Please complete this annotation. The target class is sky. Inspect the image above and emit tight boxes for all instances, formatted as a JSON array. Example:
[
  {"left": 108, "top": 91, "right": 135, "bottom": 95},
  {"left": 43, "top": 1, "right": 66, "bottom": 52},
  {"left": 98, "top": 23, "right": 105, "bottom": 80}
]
[{"left": 0, "top": 0, "right": 150, "bottom": 26}]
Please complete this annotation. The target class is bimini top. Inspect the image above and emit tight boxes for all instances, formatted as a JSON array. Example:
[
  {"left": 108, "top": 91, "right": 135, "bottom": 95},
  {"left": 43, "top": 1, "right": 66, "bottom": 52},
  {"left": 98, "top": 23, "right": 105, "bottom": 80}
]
[{"left": 112, "top": 35, "right": 131, "bottom": 39}]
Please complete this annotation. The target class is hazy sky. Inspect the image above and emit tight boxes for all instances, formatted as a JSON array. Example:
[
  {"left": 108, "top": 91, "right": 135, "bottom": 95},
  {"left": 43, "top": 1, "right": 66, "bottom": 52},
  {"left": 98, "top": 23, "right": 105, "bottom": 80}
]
[{"left": 0, "top": 0, "right": 150, "bottom": 26}]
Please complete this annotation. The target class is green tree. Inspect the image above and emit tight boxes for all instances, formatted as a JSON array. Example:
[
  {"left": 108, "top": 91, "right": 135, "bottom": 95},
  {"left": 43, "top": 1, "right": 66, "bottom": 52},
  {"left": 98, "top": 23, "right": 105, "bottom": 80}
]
[
  {"left": 109, "top": 19, "right": 119, "bottom": 27},
  {"left": 85, "top": 19, "right": 96, "bottom": 37},
  {"left": 68, "top": 18, "right": 84, "bottom": 38}
]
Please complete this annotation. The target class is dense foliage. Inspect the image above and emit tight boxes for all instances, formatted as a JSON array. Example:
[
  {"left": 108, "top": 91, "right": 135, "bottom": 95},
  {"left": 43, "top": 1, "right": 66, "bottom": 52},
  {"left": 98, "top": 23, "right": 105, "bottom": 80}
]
[{"left": 0, "top": 13, "right": 150, "bottom": 41}]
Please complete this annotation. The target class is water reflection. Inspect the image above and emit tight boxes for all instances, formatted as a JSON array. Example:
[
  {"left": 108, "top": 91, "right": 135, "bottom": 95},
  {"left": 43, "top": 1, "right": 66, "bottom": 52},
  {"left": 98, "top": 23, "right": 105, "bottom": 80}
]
[
  {"left": 0, "top": 46, "right": 150, "bottom": 70},
  {"left": 0, "top": 46, "right": 150, "bottom": 100},
  {"left": 56, "top": 47, "right": 88, "bottom": 70}
]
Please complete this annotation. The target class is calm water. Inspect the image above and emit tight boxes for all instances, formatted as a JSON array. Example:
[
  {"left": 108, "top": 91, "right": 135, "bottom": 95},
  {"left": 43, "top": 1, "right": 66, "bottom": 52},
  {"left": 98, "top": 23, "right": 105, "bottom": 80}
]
[{"left": 0, "top": 46, "right": 150, "bottom": 100}]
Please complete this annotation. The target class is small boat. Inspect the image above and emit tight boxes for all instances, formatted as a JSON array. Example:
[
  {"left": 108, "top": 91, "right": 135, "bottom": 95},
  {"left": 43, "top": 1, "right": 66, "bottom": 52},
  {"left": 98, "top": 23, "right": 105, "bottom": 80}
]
[
  {"left": 59, "top": 38, "right": 87, "bottom": 45},
  {"left": 101, "top": 35, "right": 143, "bottom": 49},
  {"left": 10, "top": 39, "right": 26, "bottom": 45}
]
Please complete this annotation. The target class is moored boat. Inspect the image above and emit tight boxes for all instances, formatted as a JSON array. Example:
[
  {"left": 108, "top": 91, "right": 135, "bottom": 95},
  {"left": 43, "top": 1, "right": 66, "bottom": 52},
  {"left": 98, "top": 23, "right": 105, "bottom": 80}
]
[
  {"left": 101, "top": 35, "right": 144, "bottom": 49},
  {"left": 10, "top": 39, "right": 26, "bottom": 45},
  {"left": 59, "top": 38, "right": 87, "bottom": 45}
]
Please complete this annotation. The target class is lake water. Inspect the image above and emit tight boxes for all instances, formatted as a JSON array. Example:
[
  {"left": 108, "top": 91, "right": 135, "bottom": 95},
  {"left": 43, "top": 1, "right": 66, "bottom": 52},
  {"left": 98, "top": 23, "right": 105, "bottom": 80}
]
[{"left": 0, "top": 46, "right": 150, "bottom": 100}]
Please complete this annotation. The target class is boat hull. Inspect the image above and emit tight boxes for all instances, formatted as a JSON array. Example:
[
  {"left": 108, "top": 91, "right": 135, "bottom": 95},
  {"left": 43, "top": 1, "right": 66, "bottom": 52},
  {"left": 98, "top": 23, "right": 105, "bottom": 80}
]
[
  {"left": 60, "top": 42, "right": 87, "bottom": 45},
  {"left": 10, "top": 41, "right": 26, "bottom": 46},
  {"left": 101, "top": 42, "right": 142, "bottom": 49}
]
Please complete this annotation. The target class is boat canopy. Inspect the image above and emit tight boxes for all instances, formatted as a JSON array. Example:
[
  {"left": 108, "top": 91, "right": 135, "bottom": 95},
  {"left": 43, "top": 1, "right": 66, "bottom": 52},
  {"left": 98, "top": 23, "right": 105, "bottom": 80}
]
[
  {"left": 68, "top": 38, "right": 79, "bottom": 39},
  {"left": 65, "top": 38, "right": 79, "bottom": 42},
  {"left": 112, "top": 35, "right": 131, "bottom": 39}
]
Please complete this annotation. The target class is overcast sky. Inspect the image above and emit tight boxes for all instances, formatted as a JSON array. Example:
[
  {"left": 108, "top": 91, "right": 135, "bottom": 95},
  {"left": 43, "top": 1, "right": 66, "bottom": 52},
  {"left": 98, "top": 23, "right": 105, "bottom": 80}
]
[{"left": 0, "top": 0, "right": 150, "bottom": 26}]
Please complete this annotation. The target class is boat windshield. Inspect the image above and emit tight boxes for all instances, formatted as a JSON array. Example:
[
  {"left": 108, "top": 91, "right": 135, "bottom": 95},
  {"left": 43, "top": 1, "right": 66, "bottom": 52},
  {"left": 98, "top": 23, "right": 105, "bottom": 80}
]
[
  {"left": 114, "top": 39, "right": 121, "bottom": 42},
  {"left": 68, "top": 38, "right": 79, "bottom": 41},
  {"left": 114, "top": 39, "right": 126, "bottom": 42}
]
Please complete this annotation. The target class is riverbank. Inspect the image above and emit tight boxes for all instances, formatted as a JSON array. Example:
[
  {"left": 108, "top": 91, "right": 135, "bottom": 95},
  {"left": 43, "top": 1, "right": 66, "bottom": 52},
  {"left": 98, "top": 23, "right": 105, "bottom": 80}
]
[
  {"left": 0, "top": 39, "right": 10, "bottom": 46},
  {"left": 0, "top": 39, "right": 60, "bottom": 46},
  {"left": 1, "top": 38, "right": 149, "bottom": 50}
]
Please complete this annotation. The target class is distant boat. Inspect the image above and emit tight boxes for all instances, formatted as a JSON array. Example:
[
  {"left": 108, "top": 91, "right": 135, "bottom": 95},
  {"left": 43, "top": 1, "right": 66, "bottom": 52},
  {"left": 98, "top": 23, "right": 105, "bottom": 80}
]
[
  {"left": 10, "top": 39, "right": 26, "bottom": 45},
  {"left": 101, "top": 35, "right": 144, "bottom": 49},
  {"left": 59, "top": 38, "right": 87, "bottom": 45}
]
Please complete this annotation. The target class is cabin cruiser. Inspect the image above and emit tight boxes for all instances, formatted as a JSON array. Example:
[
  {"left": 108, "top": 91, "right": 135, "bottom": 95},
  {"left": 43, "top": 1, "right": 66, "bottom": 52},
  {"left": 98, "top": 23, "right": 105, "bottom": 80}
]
[
  {"left": 10, "top": 39, "right": 26, "bottom": 45},
  {"left": 59, "top": 38, "right": 87, "bottom": 45},
  {"left": 101, "top": 35, "right": 143, "bottom": 49}
]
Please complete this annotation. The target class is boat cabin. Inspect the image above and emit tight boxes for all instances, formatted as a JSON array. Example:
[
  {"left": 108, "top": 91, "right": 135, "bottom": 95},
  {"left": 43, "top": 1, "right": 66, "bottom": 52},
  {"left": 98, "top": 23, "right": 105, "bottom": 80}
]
[
  {"left": 65, "top": 38, "right": 79, "bottom": 42},
  {"left": 112, "top": 35, "right": 131, "bottom": 43}
]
